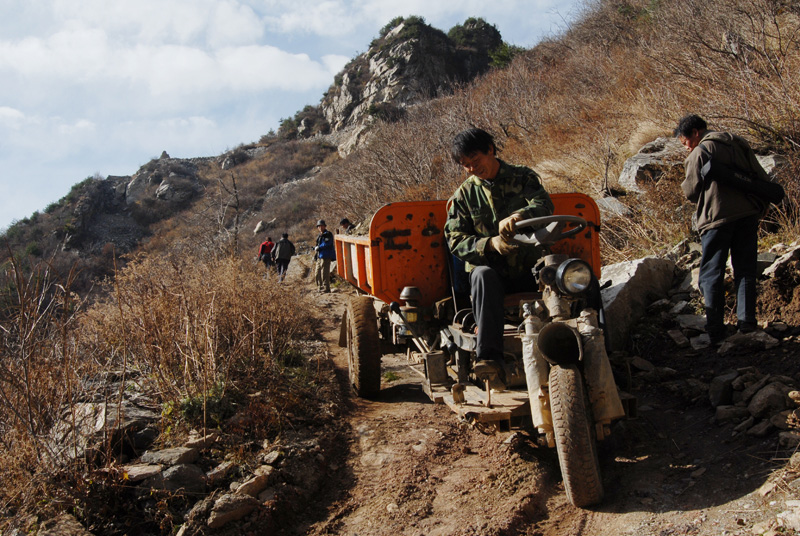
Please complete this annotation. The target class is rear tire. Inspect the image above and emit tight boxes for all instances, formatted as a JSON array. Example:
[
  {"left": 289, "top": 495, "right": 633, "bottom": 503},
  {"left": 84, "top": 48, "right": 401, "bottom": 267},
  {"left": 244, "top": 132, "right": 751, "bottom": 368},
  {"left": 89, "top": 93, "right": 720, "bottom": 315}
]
[
  {"left": 346, "top": 296, "right": 381, "bottom": 398},
  {"left": 549, "top": 364, "right": 603, "bottom": 507}
]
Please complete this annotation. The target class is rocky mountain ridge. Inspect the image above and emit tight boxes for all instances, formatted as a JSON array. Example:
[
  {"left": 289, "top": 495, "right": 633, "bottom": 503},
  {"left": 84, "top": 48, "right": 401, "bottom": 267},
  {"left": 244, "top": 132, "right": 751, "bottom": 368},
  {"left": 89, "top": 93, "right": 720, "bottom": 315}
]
[{"left": 320, "top": 17, "right": 502, "bottom": 139}]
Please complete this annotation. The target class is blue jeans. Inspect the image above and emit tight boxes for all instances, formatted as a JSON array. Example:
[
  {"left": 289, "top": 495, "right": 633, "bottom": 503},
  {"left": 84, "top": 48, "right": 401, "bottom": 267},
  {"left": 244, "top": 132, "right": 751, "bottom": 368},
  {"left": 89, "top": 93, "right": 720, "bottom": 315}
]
[{"left": 698, "top": 215, "right": 759, "bottom": 335}]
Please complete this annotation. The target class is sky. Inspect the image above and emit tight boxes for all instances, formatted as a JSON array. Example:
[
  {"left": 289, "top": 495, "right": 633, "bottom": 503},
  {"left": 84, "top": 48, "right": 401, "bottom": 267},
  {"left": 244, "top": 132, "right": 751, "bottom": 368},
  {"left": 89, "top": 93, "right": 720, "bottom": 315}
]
[{"left": 0, "top": 0, "right": 580, "bottom": 230}]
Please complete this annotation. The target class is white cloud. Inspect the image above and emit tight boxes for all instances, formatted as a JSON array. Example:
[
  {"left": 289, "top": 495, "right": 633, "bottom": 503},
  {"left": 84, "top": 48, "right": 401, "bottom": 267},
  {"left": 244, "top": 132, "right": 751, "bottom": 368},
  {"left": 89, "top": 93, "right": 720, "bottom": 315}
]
[
  {"left": 0, "top": 106, "right": 25, "bottom": 128},
  {"left": 0, "top": 0, "right": 581, "bottom": 230}
]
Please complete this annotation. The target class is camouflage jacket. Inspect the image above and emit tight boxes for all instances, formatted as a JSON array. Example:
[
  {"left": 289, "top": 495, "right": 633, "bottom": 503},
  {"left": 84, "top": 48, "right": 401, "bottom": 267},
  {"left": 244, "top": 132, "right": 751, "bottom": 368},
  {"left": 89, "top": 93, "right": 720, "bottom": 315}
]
[{"left": 444, "top": 160, "right": 554, "bottom": 279}]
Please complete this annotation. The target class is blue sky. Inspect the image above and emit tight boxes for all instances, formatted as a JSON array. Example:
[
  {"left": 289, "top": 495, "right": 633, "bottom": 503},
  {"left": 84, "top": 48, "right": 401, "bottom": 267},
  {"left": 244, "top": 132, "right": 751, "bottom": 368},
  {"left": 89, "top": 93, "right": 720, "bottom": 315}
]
[{"left": 0, "top": 0, "right": 579, "bottom": 230}]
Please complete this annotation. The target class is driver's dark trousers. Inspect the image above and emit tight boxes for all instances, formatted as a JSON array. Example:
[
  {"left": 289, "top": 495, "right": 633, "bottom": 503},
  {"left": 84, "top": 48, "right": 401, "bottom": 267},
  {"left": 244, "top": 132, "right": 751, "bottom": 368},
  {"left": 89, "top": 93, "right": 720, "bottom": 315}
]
[{"left": 470, "top": 266, "right": 536, "bottom": 361}]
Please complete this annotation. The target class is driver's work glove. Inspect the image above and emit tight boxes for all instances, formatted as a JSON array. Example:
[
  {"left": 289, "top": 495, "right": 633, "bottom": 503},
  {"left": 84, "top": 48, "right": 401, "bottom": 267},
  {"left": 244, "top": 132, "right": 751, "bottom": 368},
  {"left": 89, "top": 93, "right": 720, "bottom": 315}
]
[
  {"left": 488, "top": 235, "right": 518, "bottom": 256},
  {"left": 499, "top": 213, "right": 523, "bottom": 240}
]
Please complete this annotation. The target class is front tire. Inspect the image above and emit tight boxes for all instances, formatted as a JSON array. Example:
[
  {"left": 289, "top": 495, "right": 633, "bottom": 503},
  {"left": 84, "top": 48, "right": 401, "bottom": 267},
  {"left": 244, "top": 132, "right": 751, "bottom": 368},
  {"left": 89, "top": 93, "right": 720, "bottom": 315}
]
[
  {"left": 549, "top": 364, "right": 603, "bottom": 507},
  {"left": 346, "top": 296, "right": 381, "bottom": 398}
]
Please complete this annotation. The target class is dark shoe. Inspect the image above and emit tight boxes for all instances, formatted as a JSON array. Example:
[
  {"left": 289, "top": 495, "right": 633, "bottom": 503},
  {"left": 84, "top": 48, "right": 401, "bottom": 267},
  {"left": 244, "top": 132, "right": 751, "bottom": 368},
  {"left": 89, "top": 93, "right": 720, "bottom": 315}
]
[
  {"left": 737, "top": 321, "right": 757, "bottom": 334},
  {"left": 473, "top": 359, "right": 506, "bottom": 390},
  {"left": 706, "top": 327, "right": 727, "bottom": 346}
]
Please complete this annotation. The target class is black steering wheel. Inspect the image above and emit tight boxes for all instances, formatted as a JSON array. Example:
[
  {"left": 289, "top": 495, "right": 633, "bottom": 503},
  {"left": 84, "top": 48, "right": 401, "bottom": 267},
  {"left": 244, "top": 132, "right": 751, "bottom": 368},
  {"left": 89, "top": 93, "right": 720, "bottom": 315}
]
[{"left": 512, "top": 215, "right": 588, "bottom": 246}]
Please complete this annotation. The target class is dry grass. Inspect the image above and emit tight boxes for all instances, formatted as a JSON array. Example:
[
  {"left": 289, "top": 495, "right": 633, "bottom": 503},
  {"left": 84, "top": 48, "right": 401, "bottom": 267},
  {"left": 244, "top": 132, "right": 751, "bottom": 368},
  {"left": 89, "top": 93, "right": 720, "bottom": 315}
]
[{"left": 0, "top": 247, "right": 324, "bottom": 531}]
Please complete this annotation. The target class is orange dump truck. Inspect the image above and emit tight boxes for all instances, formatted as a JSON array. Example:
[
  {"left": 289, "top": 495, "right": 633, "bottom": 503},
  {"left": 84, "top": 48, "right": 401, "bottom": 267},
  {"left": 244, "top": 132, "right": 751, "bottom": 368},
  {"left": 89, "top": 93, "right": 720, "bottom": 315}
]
[{"left": 335, "top": 193, "right": 629, "bottom": 507}]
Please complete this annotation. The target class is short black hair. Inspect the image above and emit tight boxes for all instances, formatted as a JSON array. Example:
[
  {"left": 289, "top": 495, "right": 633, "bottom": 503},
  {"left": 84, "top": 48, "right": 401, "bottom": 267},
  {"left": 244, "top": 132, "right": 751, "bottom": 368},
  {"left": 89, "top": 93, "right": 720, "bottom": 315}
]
[
  {"left": 340, "top": 218, "right": 351, "bottom": 225},
  {"left": 282, "top": 232, "right": 288, "bottom": 238},
  {"left": 451, "top": 128, "right": 497, "bottom": 164},
  {"left": 674, "top": 114, "right": 708, "bottom": 138}
]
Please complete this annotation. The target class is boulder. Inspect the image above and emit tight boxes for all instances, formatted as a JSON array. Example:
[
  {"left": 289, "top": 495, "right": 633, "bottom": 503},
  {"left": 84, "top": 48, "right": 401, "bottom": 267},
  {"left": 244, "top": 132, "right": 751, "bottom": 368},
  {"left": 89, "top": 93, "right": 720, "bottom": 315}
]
[
  {"left": 595, "top": 196, "right": 631, "bottom": 218},
  {"left": 617, "top": 137, "right": 684, "bottom": 193},
  {"left": 709, "top": 370, "right": 740, "bottom": 407},
  {"left": 236, "top": 465, "right": 275, "bottom": 497},
  {"left": 748, "top": 382, "right": 792, "bottom": 419},
  {"left": 763, "top": 245, "right": 800, "bottom": 278},
  {"left": 601, "top": 257, "right": 677, "bottom": 350},
  {"left": 207, "top": 494, "right": 260, "bottom": 529},
  {"left": 145, "top": 464, "right": 206, "bottom": 494}
]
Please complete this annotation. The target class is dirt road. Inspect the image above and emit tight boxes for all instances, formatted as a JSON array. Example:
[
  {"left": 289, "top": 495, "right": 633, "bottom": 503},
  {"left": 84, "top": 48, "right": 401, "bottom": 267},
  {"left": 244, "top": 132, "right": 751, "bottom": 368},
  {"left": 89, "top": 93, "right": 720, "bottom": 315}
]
[{"left": 287, "top": 265, "right": 799, "bottom": 536}]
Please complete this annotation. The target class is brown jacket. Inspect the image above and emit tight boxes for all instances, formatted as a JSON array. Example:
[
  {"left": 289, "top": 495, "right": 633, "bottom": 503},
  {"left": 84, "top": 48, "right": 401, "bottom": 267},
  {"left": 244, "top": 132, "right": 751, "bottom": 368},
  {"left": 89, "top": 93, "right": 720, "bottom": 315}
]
[{"left": 681, "top": 131, "right": 766, "bottom": 233}]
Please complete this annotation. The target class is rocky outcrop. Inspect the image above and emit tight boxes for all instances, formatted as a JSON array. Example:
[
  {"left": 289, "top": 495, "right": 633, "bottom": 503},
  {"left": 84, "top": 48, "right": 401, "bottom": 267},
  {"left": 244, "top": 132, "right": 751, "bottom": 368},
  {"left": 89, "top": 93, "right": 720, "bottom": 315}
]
[
  {"left": 321, "top": 18, "right": 502, "bottom": 142},
  {"left": 600, "top": 256, "right": 678, "bottom": 350},
  {"left": 619, "top": 136, "right": 788, "bottom": 193},
  {"left": 126, "top": 157, "right": 203, "bottom": 206}
]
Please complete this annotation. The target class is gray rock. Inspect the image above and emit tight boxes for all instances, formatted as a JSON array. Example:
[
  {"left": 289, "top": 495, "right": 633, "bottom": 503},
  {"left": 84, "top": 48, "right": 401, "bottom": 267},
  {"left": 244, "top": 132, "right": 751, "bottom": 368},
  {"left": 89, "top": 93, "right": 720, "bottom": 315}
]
[
  {"left": 709, "top": 371, "right": 740, "bottom": 407},
  {"left": 207, "top": 461, "right": 235, "bottom": 486},
  {"left": 667, "top": 329, "right": 690, "bottom": 348},
  {"left": 718, "top": 331, "right": 780, "bottom": 354},
  {"left": 146, "top": 464, "right": 206, "bottom": 494},
  {"left": 741, "top": 374, "right": 771, "bottom": 402},
  {"left": 236, "top": 465, "right": 275, "bottom": 497},
  {"left": 630, "top": 356, "right": 655, "bottom": 372},
  {"left": 141, "top": 447, "right": 199, "bottom": 466},
  {"left": 669, "top": 300, "right": 691, "bottom": 315},
  {"left": 715, "top": 405, "right": 751, "bottom": 423},
  {"left": 748, "top": 382, "right": 792, "bottom": 418},
  {"left": 757, "top": 251, "right": 780, "bottom": 275},
  {"left": 596, "top": 197, "right": 631, "bottom": 218},
  {"left": 122, "top": 463, "right": 163, "bottom": 482},
  {"left": 185, "top": 432, "right": 219, "bottom": 449},
  {"left": 676, "top": 314, "right": 707, "bottom": 332},
  {"left": 617, "top": 137, "right": 684, "bottom": 193},
  {"left": 779, "top": 432, "right": 800, "bottom": 449},
  {"left": 601, "top": 257, "right": 677, "bottom": 350},
  {"left": 676, "top": 267, "right": 700, "bottom": 294},
  {"left": 690, "top": 334, "right": 712, "bottom": 350},
  {"left": 37, "top": 514, "right": 93, "bottom": 536},
  {"left": 733, "top": 416, "right": 755, "bottom": 433},
  {"left": 771, "top": 410, "right": 794, "bottom": 430},
  {"left": 746, "top": 419, "right": 774, "bottom": 437},
  {"left": 207, "top": 493, "right": 260, "bottom": 529},
  {"left": 763, "top": 245, "right": 800, "bottom": 278},
  {"left": 262, "top": 450, "right": 282, "bottom": 466}
]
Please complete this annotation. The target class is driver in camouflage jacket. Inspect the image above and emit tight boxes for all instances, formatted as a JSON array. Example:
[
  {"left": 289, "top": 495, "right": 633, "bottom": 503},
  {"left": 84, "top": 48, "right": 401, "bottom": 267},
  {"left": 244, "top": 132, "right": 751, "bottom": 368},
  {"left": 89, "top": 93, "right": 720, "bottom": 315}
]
[{"left": 444, "top": 128, "right": 554, "bottom": 371}]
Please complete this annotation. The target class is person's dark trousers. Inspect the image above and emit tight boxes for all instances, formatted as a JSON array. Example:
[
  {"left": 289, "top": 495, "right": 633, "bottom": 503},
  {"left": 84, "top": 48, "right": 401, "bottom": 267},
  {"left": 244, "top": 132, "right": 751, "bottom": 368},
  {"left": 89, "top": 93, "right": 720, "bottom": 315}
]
[
  {"left": 276, "top": 259, "right": 290, "bottom": 282},
  {"left": 698, "top": 214, "right": 759, "bottom": 337},
  {"left": 469, "top": 265, "right": 536, "bottom": 360}
]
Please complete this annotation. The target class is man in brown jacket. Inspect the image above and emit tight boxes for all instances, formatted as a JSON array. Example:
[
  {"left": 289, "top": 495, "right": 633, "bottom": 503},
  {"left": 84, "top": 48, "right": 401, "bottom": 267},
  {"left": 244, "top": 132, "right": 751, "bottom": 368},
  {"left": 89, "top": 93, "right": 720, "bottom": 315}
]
[{"left": 675, "top": 114, "right": 767, "bottom": 343}]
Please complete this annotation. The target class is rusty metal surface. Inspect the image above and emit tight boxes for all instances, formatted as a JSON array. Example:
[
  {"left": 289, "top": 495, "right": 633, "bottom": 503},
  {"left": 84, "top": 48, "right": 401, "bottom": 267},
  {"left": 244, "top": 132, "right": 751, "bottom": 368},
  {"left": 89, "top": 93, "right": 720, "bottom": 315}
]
[{"left": 334, "top": 193, "right": 603, "bottom": 306}]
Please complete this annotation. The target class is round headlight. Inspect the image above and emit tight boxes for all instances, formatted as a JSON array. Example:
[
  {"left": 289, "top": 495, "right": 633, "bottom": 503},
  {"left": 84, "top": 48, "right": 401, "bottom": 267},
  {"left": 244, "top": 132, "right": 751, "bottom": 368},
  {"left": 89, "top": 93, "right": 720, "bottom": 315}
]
[{"left": 555, "top": 259, "right": 593, "bottom": 295}]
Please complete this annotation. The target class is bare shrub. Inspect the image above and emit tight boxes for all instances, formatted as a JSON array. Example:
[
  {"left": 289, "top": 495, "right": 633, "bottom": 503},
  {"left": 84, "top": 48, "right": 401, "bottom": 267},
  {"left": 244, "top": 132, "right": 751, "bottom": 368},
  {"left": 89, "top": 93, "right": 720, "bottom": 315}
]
[
  {"left": 0, "top": 256, "right": 91, "bottom": 522},
  {"left": 79, "top": 254, "right": 317, "bottom": 408},
  {"left": 600, "top": 172, "right": 695, "bottom": 263}
]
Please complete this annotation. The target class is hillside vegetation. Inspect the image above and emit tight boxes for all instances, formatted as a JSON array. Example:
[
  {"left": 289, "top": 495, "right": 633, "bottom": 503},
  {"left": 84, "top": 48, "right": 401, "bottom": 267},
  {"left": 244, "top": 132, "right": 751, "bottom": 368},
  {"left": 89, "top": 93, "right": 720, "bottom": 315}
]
[{"left": 2, "top": 0, "right": 800, "bottom": 532}]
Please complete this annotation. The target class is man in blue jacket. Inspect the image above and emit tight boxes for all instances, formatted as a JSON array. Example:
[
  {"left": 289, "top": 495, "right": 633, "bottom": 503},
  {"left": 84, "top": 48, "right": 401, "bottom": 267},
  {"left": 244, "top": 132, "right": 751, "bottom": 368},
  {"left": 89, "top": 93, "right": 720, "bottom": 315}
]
[{"left": 314, "top": 219, "right": 336, "bottom": 293}]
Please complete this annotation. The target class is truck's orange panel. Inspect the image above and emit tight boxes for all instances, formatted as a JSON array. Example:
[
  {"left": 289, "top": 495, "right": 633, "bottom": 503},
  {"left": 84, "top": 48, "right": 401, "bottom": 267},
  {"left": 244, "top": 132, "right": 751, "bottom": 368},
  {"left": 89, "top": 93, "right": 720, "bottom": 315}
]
[
  {"left": 336, "top": 201, "right": 449, "bottom": 307},
  {"left": 334, "top": 194, "right": 602, "bottom": 306},
  {"left": 547, "top": 193, "right": 602, "bottom": 278}
]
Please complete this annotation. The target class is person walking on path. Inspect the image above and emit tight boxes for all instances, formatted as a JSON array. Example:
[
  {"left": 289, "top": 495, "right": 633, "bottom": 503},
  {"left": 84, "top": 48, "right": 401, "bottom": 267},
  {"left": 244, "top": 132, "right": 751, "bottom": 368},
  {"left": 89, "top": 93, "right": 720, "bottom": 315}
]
[
  {"left": 258, "top": 236, "right": 275, "bottom": 271},
  {"left": 272, "top": 233, "right": 296, "bottom": 283},
  {"left": 314, "top": 219, "right": 336, "bottom": 293},
  {"left": 675, "top": 114, "right": 768, "bottom": 343},
  {"left": 443, "top": 128, "right": 554, "bottom": 376}
]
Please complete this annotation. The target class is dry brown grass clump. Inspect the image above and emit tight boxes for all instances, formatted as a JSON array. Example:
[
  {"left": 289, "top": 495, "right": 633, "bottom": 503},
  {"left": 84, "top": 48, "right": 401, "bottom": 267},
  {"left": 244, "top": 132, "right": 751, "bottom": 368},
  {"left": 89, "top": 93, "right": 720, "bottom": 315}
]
[
  {"left": 80, "top": 252, "right": 318, "bottom": 418},
  {"left": 0, "top": 249, "right": 325, "bottom": 531}
]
